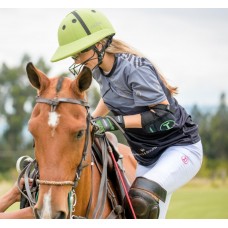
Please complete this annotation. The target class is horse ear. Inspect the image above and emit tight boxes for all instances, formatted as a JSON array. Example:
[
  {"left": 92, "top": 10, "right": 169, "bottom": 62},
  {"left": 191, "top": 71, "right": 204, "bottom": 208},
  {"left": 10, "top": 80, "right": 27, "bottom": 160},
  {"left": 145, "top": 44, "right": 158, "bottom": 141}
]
[
  {"left": 26, "top": 62, "right": 49, "bottom": 91},
  {"left": 72, "top": 66, "right": 92, "bottom": 93}
]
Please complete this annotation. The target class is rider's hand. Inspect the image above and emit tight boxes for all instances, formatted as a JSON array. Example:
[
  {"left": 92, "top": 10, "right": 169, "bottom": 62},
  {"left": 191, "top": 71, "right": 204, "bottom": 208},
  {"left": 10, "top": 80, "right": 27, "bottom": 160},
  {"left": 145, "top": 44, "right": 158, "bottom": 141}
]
[
  {"left": 8, "top": 178, "right": 25, "bottom": 203},
  {"left": 92, "top": 117, "right": 118, "bottom": 134},
  {"left": 92, "top": 116, "right": 125, "bottom": 134}
]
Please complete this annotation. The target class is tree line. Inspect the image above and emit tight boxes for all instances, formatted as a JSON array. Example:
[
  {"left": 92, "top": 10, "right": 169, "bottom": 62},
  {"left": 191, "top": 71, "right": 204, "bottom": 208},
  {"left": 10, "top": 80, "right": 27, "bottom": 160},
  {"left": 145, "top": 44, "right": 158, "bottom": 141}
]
[{"left": 0, "top": 55, "right": 228, "bottom": 177}]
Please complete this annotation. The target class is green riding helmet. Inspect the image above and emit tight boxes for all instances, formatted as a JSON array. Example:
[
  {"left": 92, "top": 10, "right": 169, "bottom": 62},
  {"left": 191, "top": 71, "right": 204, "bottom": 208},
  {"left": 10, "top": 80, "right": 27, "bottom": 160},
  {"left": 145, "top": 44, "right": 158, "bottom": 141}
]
[{"left": 51, "top": 9, "right": 115, "bottom": 62}]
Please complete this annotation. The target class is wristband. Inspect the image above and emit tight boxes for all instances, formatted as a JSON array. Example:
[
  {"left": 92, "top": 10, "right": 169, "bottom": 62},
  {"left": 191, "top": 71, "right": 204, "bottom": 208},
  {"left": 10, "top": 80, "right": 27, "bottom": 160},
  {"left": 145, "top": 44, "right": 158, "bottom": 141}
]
[{"left": 113, "top": 115, "right": 125, "bottom": 128}]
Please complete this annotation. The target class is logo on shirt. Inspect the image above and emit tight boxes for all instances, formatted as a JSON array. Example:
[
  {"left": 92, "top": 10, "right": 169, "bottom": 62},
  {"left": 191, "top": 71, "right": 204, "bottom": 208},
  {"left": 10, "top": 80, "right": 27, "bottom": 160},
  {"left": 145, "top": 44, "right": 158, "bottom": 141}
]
[
  {"left": 137, "top": 147, "right": 158, "bottom": 156},
  {"left": 160, "top": 120, "right": 175, "bottom": 131}
]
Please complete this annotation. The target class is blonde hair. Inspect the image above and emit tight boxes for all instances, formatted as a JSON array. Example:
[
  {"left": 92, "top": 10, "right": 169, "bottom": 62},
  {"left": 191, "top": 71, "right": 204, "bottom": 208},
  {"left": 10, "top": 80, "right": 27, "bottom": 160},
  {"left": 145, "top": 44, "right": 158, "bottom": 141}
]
[{"left": 102, "top": 38, "right": 178, "bottom": 95}]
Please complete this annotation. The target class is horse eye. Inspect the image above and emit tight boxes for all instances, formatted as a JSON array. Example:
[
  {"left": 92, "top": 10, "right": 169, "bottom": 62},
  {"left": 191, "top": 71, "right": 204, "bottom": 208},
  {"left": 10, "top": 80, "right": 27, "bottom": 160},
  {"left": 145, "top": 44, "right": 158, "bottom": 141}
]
[{"left": 75, "top": 130, "right": 84, "bottom": 139}]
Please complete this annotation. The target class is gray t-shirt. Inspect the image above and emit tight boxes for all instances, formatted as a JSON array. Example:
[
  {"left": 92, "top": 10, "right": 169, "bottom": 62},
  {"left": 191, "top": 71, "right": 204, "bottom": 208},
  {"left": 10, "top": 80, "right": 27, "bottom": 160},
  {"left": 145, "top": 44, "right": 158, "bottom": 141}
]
[{"left": 93, "top": 53, "right": 200, "bottom": 166}]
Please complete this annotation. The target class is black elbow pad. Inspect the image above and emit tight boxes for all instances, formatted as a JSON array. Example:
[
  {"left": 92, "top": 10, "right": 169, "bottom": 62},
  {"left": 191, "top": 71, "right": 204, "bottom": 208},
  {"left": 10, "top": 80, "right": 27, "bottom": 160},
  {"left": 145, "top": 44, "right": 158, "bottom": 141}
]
[{"left": 141, "top": 105, "right": 176, "bottom": 133}]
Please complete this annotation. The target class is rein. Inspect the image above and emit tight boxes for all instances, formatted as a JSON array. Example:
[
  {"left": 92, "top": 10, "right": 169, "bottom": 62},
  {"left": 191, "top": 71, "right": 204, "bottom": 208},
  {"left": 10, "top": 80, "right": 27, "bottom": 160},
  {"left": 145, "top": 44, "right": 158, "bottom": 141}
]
[{"left": 17, "top": 159, "right": 39, "bottom": 208}]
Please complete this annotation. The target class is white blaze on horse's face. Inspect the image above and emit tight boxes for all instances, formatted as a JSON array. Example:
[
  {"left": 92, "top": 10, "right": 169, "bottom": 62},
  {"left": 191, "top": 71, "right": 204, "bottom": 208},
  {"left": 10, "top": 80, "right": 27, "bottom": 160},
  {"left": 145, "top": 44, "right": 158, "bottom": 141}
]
[
  {"left": 41, "top": 188, "right": 52, "bottom": 219},
  {"left": 48, "top": 111, "right": 60, "bottom": 136}
]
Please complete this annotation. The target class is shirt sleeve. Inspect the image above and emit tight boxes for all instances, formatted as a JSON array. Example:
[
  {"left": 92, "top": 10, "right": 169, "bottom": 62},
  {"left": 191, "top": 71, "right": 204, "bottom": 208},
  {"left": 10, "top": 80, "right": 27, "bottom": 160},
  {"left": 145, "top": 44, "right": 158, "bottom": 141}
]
[{"left": 128, "top": 65, "right": 167, "bottom": 106}]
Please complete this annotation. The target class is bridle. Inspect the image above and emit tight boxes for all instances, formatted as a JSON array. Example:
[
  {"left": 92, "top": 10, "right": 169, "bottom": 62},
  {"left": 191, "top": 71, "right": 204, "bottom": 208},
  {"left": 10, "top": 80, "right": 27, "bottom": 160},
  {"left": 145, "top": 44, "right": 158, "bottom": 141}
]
[
  {"left": 17, "top": 94, "right": 93, "bottom": 218},
  {"left": 35, "top": 95, "right": 91, "bottom": 188}
]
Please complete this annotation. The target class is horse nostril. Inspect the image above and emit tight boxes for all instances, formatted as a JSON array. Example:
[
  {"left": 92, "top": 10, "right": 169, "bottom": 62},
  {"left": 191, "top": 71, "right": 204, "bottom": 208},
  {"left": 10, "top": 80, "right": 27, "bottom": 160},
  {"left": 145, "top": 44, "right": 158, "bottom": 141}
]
[
  {"left": 34, "top": 208, "right": 41, "bottom": 219},
  {"left": 54, "top": 211, "right": 66, "bottom": 219}
]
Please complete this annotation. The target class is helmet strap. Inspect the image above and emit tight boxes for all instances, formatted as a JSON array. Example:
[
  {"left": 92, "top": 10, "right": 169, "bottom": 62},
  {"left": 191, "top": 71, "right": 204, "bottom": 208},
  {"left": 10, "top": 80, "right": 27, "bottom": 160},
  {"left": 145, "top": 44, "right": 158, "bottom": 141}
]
[
  {"left": 93, "top": 46, "right": 104, "bottom": 66},
  {"left": 92, "top": 35, "right": 113, "bottom": 66}
]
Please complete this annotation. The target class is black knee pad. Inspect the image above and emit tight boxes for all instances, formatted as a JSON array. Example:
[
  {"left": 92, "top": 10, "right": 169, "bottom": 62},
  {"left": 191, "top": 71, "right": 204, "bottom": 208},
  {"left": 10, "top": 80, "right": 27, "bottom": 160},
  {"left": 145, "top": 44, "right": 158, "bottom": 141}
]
[
  {"left": 124, "top": 177, "right": 167, "bottom": 219},
  {"left": 124, "top": 188, "right": 159, "bottom": 219}
]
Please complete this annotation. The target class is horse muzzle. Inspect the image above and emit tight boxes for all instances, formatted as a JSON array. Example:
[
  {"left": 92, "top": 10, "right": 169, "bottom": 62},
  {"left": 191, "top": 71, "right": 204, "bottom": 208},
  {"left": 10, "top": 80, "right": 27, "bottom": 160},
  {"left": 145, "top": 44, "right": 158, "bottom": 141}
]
[
  {"left": 33, "top": 187, "right": 69, "bottom": 219},
  {"left": 34, "top": 207, "right": 67, "bottom": 219}
]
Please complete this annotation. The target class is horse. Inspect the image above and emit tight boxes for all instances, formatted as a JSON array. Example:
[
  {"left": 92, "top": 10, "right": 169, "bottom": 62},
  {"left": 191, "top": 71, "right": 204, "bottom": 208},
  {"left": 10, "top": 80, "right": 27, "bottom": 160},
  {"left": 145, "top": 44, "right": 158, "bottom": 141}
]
[{"left": 22, "top": 62, "right": 137, "bottom": 219}]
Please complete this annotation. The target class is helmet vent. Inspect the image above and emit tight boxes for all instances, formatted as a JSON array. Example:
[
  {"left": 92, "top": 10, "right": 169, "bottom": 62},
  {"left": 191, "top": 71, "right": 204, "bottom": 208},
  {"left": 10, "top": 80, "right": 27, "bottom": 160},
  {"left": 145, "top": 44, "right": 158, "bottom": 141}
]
[
  {"left": 62, "top": 25, "right": 66, "bottom": 30},
  {"left": 72, "top": 19, "right": 77, "bottom": 23}
]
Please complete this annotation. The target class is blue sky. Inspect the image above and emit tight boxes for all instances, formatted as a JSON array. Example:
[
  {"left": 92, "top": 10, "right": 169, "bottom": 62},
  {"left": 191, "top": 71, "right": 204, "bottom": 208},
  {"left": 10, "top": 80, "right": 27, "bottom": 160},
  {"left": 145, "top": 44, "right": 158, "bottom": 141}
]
[{"left": 0, "top": 6, "right": 228, "bottom": 108}]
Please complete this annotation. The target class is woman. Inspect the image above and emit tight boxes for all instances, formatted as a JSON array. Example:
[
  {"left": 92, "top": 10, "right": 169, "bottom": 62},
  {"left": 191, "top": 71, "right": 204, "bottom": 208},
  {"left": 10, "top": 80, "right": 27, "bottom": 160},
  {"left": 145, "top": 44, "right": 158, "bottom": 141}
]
[
  {"left": 51, "top": 9, "right": 203, "bottom": 219},
  {"left": 0, "top": 179, "right": 34, "bottom": 219}
]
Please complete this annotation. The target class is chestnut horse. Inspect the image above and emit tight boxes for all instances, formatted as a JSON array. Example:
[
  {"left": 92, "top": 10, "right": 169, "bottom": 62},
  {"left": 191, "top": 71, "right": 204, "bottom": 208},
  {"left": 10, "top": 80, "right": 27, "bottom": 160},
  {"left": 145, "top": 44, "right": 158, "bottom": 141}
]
[{"left": 25, "top": 63, "right": 136, "bottom": 219}]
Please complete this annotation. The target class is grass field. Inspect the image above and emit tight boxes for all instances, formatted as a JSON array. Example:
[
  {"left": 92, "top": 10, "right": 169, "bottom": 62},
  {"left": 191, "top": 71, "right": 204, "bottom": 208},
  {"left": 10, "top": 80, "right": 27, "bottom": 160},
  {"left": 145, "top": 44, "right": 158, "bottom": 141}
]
[
  {"left": 166, "top": 178, "right": 228, "bottom": 218},
  {"left": 1, "top": 178, "right": 228, "bottom": 218}
]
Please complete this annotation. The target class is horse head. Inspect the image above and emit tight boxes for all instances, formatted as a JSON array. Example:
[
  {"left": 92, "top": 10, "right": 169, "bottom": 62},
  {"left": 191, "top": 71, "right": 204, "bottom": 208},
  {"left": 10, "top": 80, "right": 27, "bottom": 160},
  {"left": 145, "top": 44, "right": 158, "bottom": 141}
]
[{"left": 26, "top": 63, "right": 92, "bottom": 219}]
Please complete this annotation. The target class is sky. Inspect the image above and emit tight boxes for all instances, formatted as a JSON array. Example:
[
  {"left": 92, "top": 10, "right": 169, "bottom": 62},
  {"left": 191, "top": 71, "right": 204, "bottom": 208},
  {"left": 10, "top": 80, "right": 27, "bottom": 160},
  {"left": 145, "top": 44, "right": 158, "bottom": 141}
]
[{"left": 0, "top": 3, "right": 228, "bottom": 110}]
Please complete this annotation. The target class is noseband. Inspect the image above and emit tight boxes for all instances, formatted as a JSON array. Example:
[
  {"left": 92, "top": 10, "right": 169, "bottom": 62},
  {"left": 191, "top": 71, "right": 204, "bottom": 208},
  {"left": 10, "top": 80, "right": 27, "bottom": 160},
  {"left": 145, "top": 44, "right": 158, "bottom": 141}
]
[{"left": 35, "top": 96, "right": 91, "bottom": 188}]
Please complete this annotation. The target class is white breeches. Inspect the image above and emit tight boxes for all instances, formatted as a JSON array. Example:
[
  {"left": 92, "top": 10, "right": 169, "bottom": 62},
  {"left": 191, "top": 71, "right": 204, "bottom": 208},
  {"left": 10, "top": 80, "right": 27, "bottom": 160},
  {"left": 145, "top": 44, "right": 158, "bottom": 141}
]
[{"left": 136, "top": 140, "right": 203, "bottom": 219}]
